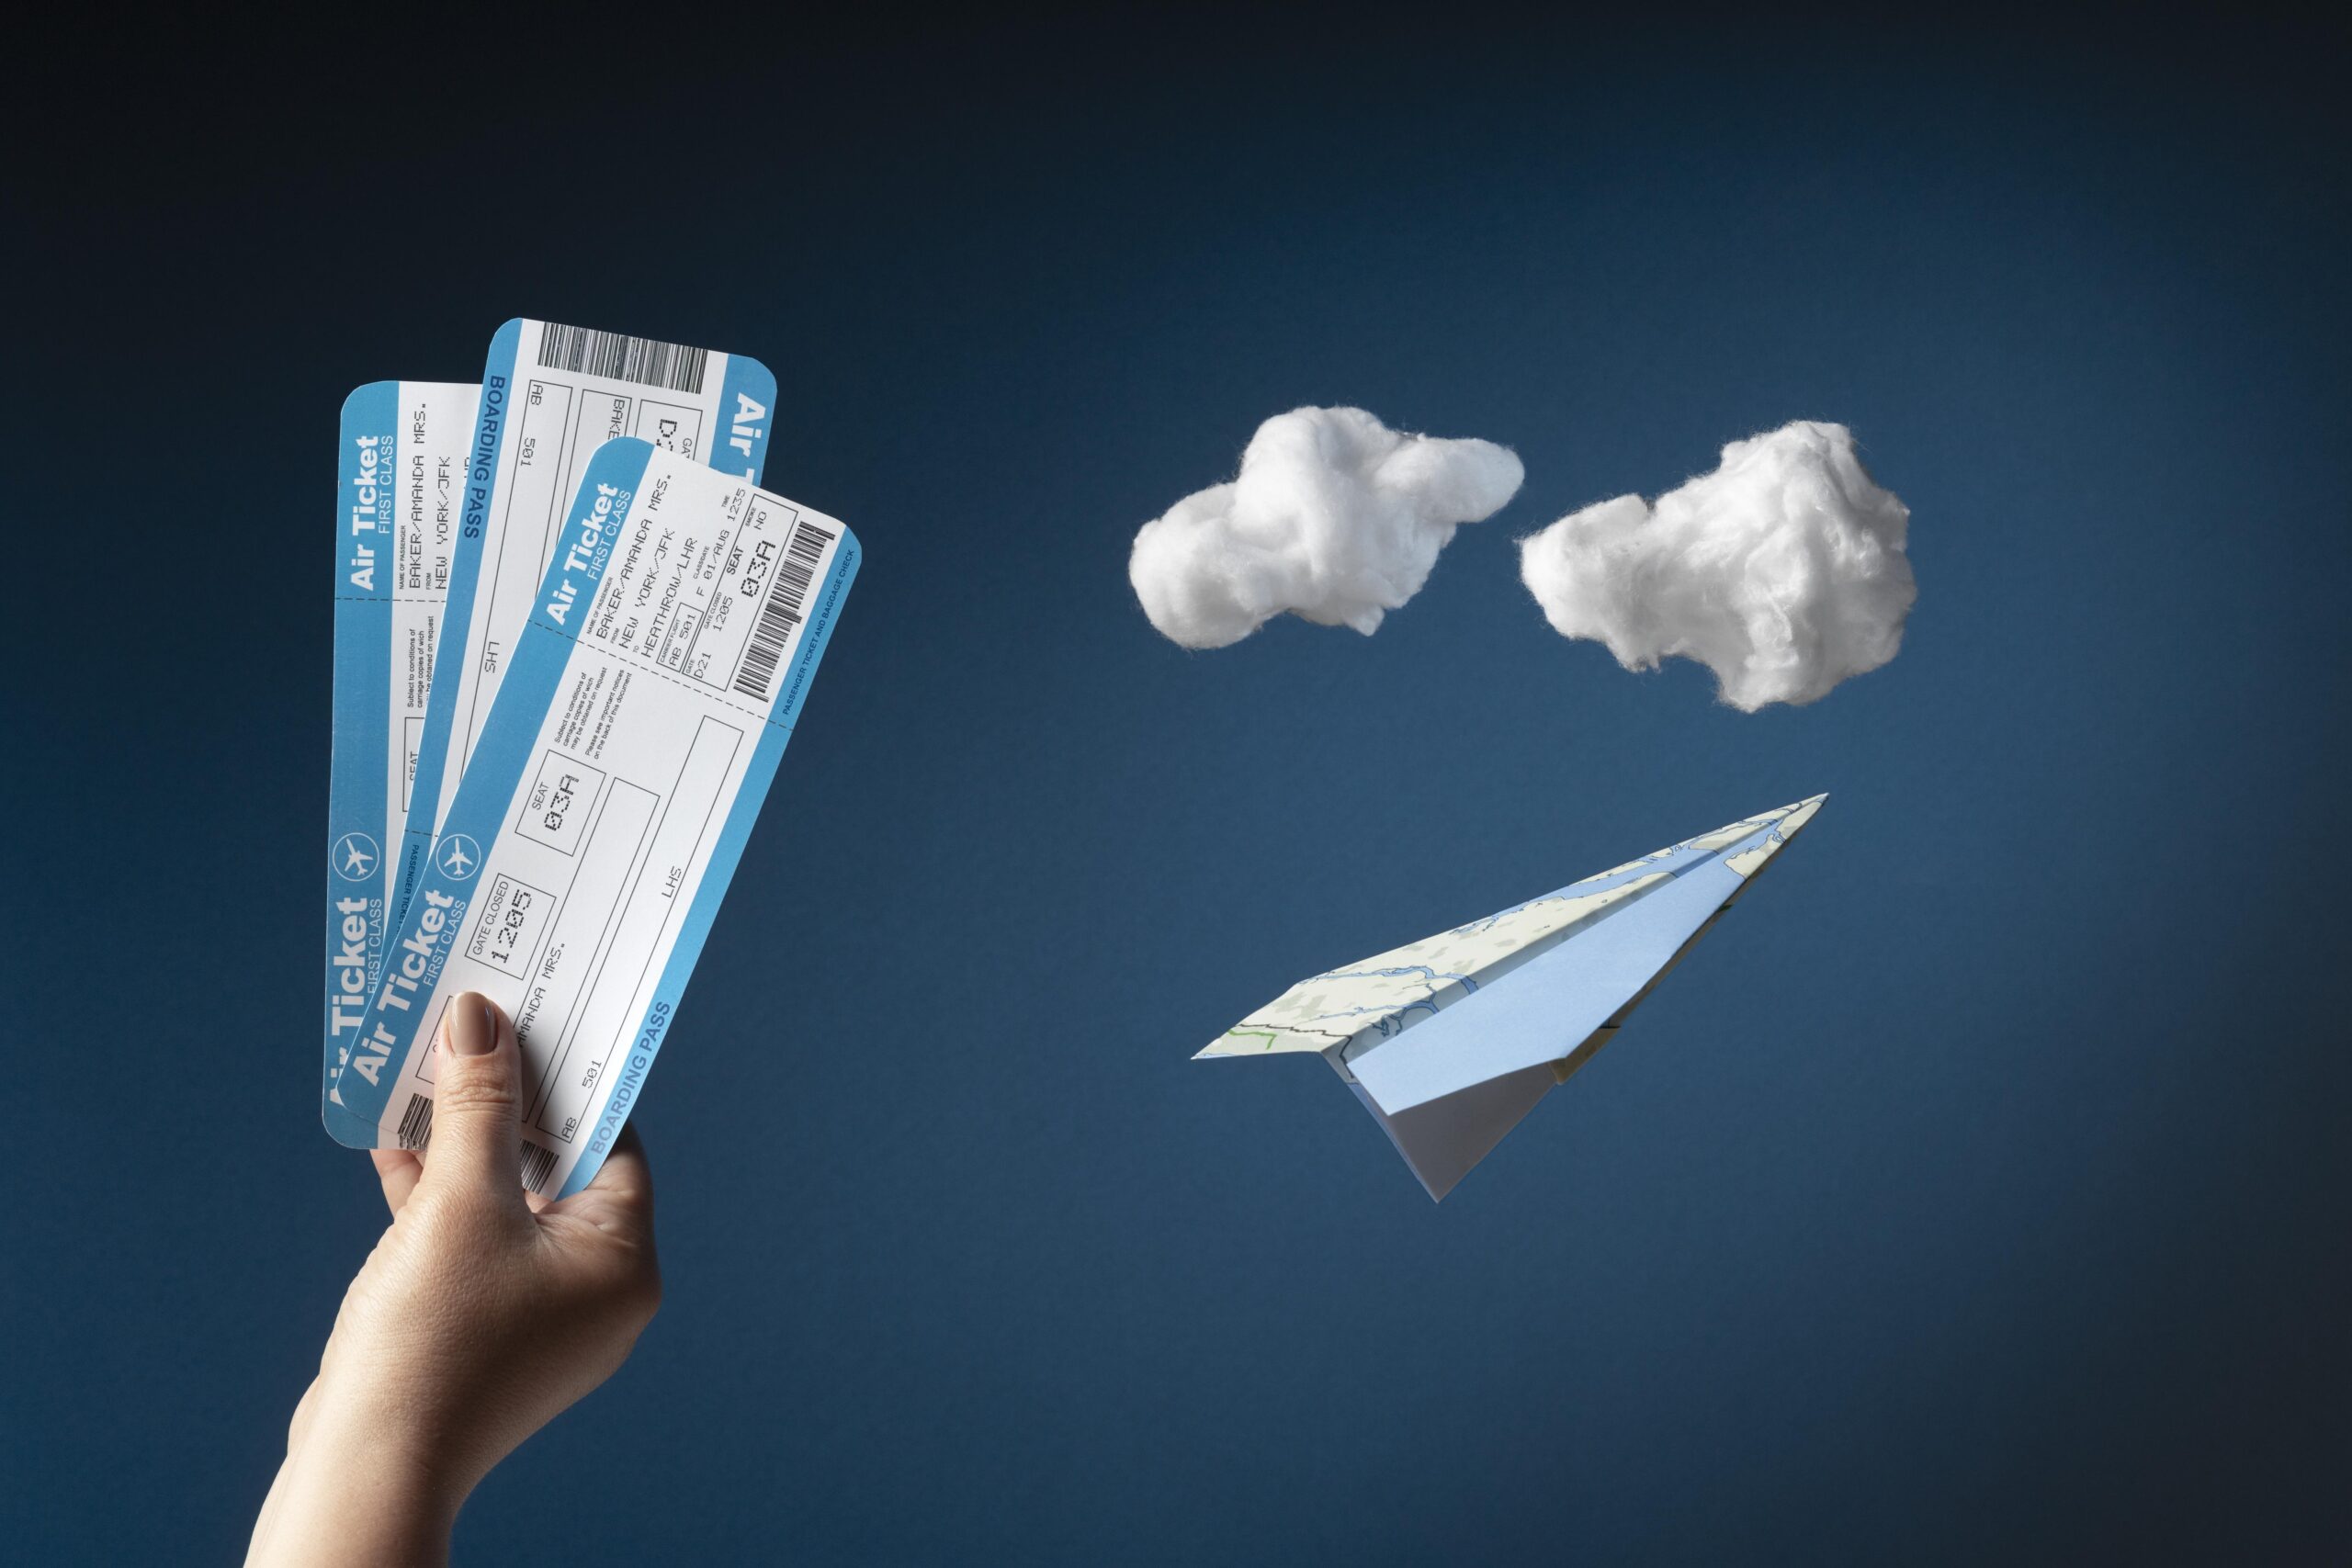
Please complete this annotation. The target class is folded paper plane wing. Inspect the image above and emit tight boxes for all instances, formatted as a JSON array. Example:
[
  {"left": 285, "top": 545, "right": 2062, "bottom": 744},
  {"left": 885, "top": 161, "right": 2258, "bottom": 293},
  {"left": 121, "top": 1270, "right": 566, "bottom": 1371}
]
[{"left": 1195, "top": 795, "right": 1825, "bottom": 1200}]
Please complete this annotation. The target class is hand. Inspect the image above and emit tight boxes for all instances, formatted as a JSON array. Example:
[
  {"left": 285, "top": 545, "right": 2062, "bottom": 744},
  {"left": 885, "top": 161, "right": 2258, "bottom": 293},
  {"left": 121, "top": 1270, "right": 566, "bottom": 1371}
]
[{"left": 249, "top": 995, "right": 662, "bottom": 1567}]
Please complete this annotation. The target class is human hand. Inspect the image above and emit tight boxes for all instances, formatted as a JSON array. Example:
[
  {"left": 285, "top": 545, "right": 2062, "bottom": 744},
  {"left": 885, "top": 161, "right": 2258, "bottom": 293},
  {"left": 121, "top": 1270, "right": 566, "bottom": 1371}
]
[{"left": 248, "top": 994, "right": 662, "bottom": 1567}]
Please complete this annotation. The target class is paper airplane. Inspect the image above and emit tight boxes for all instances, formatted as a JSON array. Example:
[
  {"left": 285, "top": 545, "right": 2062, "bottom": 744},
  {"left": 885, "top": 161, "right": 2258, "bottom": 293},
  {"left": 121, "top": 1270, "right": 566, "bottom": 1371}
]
[{"left": 1195, "top": 795, "right": 1826, "bottom": 1200}]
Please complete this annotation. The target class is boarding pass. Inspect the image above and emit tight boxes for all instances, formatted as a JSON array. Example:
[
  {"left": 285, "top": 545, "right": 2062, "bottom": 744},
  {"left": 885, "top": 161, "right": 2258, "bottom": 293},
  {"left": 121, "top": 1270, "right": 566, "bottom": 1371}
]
[
  {"left": 323, "top": 383, "right": 480, "bottom": 1088},
  {"left": 401, "top": 321, "right": 776, "bottom": 936},
  {"left": 323, "top": 438, "right": 858, "bottom": 1197}
]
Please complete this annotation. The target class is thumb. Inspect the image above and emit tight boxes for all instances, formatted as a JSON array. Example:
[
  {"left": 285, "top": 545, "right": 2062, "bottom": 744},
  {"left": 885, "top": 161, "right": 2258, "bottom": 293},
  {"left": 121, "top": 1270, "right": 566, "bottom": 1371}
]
[{"left": 416, "top": 992, "right": 528, "bottom": 1212}]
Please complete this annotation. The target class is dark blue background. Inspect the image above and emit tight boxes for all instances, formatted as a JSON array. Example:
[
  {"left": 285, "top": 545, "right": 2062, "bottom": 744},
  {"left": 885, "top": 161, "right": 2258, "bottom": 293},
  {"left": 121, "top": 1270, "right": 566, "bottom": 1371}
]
[{"left": 6, "top": 14, "right": 2346, "bottom": 1562}]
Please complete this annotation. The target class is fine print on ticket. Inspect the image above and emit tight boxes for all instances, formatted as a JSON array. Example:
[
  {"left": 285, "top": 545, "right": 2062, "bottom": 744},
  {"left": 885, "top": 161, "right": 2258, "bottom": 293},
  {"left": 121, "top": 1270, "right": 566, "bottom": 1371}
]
[
  {"left": 400, "top": 320, "right": 778, "bottom": 933},
  {"left": 325, "top": 438, "right": 859, "bottom": 1196},
  {"left": 323, "top": 382, "right": 481, "bottom": 1089}
]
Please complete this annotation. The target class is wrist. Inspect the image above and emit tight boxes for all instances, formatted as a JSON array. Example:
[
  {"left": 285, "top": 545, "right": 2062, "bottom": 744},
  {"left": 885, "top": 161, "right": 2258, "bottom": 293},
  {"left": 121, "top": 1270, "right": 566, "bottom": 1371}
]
[{"left": 260, "top": 1391, "right": 469, "bottom": 1566}]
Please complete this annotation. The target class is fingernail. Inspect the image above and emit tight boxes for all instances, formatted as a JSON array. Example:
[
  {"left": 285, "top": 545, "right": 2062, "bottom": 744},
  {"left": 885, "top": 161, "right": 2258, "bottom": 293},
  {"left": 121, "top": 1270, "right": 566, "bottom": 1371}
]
[{"left": 447, "top": 993, "right": 499, "bottom": 1056}]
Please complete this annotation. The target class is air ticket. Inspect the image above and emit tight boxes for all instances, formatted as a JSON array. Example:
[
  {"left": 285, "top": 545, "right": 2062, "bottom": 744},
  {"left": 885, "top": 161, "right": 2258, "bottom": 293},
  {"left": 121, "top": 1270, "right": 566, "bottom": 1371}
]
[
  {"left": 399, "top": 321, "right": 777, "bottom": 933},
  {"left": 324, "top": 383, "right": 481, "bottom": 1090},
  {"left": 324, "top": 438, "right": 858, "bottom": 1195}
]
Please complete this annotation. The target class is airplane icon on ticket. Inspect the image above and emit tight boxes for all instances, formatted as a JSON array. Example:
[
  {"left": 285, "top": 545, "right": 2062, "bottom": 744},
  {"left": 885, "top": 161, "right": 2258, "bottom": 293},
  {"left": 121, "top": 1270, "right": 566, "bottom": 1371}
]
[
  {"left": 332, "top": 833, "right": 379, "bottom": 882},
  {"left": 438, "top": 834, "right": 481, "bottom": 880}
]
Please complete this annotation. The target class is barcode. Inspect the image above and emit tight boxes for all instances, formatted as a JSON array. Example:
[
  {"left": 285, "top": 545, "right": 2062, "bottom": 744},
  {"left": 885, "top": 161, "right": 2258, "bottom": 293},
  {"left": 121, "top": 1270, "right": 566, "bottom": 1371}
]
[
  {"left": 519, "top": 1140, "right": 559, "bottom": 1194},
  {"left": 395, "top": 1092, "right": 558, "bottom": 1194},
  {"left": 732, "top": 518, "right": 835, "bottom": 700},
  {"left": 396, "top": 1092, "right": 435, "bottom": 1150},
  {"left": 536, "top": 323, "right": 709, "bottom": 395}
]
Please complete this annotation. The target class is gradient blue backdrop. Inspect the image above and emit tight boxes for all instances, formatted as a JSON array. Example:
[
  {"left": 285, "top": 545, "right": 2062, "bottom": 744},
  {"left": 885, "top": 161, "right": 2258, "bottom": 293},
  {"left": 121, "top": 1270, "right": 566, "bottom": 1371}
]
[{"left": 6, "top": 14, "right": 2346, "bottom": 1562}]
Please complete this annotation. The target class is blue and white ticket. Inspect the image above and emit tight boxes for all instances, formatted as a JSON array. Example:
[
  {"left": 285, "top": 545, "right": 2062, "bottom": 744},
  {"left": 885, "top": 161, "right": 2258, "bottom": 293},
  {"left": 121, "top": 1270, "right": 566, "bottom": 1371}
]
[
  {"left": 324, "top": 438, "right": 858, "bottom": 1195},
  {"left": 401, "top": 321, "right": 777, "bottom": 925},
  {"left": 324, "top": 383, "right": 481, "bottom": 1089}
]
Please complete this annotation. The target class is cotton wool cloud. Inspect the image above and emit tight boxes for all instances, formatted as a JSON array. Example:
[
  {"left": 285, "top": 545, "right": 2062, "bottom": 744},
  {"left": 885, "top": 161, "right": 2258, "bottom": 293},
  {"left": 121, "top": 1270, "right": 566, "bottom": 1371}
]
[
  {"left": 1518, "top": 421, "right": 1916, "bottom": 710},
  {"left": 1129, "top": 406, "right": 1524, "bottom": 649}
]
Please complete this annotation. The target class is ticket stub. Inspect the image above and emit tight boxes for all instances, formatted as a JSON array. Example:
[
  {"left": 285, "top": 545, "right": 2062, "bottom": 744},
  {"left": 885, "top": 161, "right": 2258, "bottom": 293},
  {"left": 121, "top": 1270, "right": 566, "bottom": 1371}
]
[
  {"left": 326, "top": 438, "right": 858, "bottom": 1196},
  {"left": 323, "top": 383, "right": 480, "bottom": 1094},
  {"left": 400, "top": 321, "right": 776, "bottom": 927}
]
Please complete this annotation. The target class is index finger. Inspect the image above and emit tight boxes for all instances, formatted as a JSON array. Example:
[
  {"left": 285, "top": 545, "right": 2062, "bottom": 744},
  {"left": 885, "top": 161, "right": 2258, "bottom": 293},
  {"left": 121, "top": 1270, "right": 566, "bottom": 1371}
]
[
  {"left": 539, "top": 1122, "right": 655, "bottom": 1235},
  {"left": 585, "top": 1122, "right": 653, "bottom": 1201},
  {"left": 368, "top": 1147, "right": 423, "bottom": 1215}
]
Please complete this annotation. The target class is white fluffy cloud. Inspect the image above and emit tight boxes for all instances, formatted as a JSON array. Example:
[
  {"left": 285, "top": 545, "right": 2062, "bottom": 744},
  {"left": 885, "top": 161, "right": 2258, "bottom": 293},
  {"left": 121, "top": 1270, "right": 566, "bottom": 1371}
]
[
  {"left": 1129, "top": 406, "right": 1524, "bottom": 649},
  {"left": 1518, "top": 421, "right": 1916, "bottom": 710}
]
